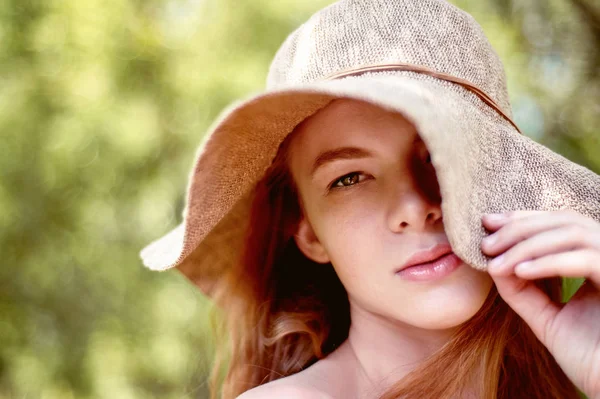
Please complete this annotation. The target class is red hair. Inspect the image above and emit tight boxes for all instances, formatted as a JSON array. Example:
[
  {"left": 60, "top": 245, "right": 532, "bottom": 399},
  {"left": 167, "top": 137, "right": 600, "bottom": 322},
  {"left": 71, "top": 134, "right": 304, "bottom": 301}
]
[{"left": 208, "top": 132, "right": 580, "bottom": 399}]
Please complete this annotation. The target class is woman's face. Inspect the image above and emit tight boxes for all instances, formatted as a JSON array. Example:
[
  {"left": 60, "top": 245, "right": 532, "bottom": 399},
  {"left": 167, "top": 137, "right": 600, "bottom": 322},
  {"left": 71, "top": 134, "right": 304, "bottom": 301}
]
[{"left": 288, "top": 99, "right": 493, "bottom": 330}]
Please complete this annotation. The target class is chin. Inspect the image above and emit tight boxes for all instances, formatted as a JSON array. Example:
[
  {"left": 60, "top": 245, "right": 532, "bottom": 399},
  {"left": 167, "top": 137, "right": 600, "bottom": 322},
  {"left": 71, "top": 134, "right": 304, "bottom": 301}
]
[{"left": 394, "top": 269, "right": 494, "bottom": 331}]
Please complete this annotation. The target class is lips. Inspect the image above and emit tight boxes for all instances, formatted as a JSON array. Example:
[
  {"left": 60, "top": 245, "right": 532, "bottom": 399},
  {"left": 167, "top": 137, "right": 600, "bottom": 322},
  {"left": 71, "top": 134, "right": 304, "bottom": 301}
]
[{"left": 397, "top": 243, "right": 454, "bottom": 272}]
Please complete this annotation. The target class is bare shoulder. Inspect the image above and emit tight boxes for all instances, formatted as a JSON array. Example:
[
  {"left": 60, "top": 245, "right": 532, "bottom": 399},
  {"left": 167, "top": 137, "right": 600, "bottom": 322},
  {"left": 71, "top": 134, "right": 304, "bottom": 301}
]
[
  {"left": 236, "top": 343, "right": 353, "bottom": 399},
  {"left": 235, "top": 377, "right": 334, "bottom": 399}
]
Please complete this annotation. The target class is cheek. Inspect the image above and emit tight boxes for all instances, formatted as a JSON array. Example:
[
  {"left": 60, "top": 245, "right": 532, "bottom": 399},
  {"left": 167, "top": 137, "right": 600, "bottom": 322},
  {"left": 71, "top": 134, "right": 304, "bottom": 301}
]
[
  {"left": 312, "top": 209, "right": 392, "bottom": 307},
  {"left": 312, "top": 197, "right": 384, "bottom": 273}
]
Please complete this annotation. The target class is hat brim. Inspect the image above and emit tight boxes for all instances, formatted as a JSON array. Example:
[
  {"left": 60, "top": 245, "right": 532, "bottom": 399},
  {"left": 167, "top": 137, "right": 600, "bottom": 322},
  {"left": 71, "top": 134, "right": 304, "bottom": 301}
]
[{"left": 140, "top": 71, "right": 600, "bottom": 294}]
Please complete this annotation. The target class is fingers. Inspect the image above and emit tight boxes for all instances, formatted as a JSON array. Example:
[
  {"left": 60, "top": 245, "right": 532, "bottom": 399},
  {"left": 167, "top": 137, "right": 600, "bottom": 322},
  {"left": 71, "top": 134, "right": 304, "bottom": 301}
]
[
  {"left": 481, "top": 210, "right": 600, "bottom": 287},
  {"left": 485, "top": 226, "right": 596, "bottom": 276},
  {"left": 482, "top": 210, "right": 553, "bottom": 236},
  {"left": 492, "top": 274, "right": 561, "bottom": 345},
  {"left": 513, "top": 250, "right": 600, "bottom": 290},
  {"left": 481, "top": 210, "right": 593, "bottom": 258}
]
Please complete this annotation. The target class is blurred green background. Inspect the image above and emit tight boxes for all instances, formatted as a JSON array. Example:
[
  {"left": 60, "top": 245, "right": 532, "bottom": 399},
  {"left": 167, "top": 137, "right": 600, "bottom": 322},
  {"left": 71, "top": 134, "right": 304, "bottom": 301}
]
[{"left": 1, "top": 0, "right": 599, "bottom": 398}]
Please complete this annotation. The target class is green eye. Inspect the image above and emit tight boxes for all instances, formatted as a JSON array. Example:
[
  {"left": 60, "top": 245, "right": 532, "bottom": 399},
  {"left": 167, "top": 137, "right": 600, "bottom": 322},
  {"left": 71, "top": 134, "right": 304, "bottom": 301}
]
[{"left": 332, "top": 172, "right": 361, "bottom": 188}]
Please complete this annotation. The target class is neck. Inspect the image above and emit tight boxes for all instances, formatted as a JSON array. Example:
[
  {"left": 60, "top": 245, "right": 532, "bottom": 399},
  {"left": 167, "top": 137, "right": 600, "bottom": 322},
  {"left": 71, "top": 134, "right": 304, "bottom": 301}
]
[{"left": 343, "top": 302, "right": 457, "bottom": 395}]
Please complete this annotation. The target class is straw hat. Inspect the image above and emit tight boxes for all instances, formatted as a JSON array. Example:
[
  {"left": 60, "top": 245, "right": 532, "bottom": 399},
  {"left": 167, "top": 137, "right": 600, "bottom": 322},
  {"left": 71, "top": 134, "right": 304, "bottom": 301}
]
[{"left": 140, "top": 0, "right": 600, "bottom": 294}]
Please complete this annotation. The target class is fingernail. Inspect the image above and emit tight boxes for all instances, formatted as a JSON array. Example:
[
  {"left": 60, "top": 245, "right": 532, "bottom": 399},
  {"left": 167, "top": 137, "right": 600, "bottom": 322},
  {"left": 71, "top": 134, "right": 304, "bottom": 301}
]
[
  {"left": 488, "top": 254, "right": 504, "bottom": 271},
  {"left": 482, "top": 233, "right": 497, "bottom": 247},
  {"left": 515, "top": 261, "right": 532, "bottom": 273},
  {"left": 484, "top": 213, "right": 505, "bottom": 222}
]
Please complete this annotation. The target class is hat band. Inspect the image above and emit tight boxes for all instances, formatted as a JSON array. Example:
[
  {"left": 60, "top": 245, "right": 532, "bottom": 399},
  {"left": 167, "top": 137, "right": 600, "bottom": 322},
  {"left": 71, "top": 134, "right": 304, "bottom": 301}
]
[{"left": 323, "top": 63, "right": 521, "bottom": 134}]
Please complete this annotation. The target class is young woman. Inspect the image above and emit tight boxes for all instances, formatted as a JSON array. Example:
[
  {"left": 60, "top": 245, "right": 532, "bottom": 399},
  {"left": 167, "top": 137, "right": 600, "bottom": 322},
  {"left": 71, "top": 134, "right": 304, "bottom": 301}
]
[{"left": 140, "top": 0, "right": 600, "bottom": 398}]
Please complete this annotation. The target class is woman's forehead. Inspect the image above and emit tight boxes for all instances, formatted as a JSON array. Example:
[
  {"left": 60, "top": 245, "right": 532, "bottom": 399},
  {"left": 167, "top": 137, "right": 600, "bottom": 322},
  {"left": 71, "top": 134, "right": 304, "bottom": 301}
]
[
  {"left": 306, "top": 98, "right": 408, "bottom": 126},
  {"left": 289, "top": 99, "right": 420, "bottom": 155}
]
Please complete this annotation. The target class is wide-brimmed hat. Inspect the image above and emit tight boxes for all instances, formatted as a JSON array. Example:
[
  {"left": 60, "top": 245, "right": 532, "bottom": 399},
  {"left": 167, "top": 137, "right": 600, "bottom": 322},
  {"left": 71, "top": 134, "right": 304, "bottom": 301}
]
[{"left": 140, "top": 0, "right": 600, "bottom": 295}]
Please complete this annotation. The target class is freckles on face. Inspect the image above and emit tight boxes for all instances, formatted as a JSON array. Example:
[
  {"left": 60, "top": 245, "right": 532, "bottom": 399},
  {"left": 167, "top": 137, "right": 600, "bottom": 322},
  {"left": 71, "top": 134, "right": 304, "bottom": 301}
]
[
  {"left": 316, "top": 203, "right": 382, "bottom": 280},
  {"left": 288, "top": 99, "right": 492, "bottom": 329},
  {"left": 289, "top": 98, "right": 434, "bottom": 262}
]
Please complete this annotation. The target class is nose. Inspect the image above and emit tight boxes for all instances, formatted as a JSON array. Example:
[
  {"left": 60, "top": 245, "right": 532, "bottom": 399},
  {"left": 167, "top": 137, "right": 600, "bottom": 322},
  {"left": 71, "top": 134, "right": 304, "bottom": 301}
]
[{"left": 386, "top": 172, "right": 443, "bottom": 233}]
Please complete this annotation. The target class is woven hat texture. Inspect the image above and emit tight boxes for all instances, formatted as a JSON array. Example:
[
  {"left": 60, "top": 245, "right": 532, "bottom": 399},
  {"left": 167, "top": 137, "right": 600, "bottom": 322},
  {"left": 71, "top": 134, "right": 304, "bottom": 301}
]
[{"left": 140, "top": 0, "right": 600, "bottom": 294}]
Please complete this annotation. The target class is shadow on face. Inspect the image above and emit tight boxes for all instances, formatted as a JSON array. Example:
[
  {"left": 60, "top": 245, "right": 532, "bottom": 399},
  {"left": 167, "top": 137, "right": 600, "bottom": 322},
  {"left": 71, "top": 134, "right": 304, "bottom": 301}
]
[{"left": 286, "top": 98, "right": 493, "bottom": 331}]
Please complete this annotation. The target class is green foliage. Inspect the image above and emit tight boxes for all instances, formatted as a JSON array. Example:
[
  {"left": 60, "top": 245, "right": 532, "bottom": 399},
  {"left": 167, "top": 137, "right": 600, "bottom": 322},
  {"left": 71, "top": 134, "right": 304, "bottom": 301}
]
[{"left": 1, "top": 0, "right": 598, "bottom": 397}]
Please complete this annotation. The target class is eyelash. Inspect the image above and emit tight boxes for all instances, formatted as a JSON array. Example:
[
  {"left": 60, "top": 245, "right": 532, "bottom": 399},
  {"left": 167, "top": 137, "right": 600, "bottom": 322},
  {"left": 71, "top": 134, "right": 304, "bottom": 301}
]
[
  {"left": 329, "top": 172, "right": 366, "bottom": 190},
  {"left": 327, "top": 154, "right": 431, "bottom": 191}
]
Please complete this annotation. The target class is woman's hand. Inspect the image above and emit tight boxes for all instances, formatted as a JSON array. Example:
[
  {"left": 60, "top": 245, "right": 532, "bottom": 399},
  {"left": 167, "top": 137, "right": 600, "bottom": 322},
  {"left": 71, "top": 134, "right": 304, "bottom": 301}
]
[{"left": 481, "top": 210, "right": 600, "bottom": 399}]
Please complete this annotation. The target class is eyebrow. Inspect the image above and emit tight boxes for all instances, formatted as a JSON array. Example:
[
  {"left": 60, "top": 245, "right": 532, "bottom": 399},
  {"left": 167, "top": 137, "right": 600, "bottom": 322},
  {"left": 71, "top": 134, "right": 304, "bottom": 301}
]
[{"left": 311, "top": 146, "right": 373, "bottom": 176}]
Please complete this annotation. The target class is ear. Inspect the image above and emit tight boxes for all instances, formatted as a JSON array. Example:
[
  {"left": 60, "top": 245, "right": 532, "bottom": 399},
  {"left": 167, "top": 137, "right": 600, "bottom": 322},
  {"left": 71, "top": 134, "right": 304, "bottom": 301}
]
[{"left": 294, "top": 217, "right": 330, "bottom": 264}]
